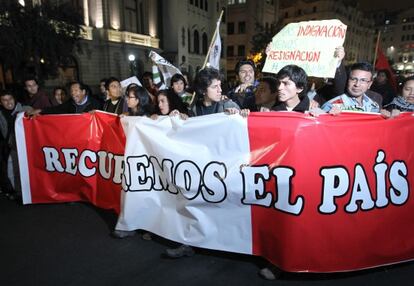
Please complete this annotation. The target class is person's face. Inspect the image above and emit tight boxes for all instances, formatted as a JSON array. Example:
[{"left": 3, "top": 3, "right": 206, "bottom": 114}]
[
  {"left": 347, "top": 70, "right": 373, "bottom": 98},
  {"left": 205, "top": 79, "right": 222, "bottom": 102},
  {"left": 143, "top": 76, "right": 153, "bottom": 89},
  {"left": 376, "top": 72, "right": 387, "bottom": 84},
  {"left": 402, "top": 79, "right": 414, "bottom": 104},
  {"left": 25, "top": 80, "right": 39, "bottom": 96},
  {"left": 108, "top": 81, "right": 121, "bottom": 100},
  {"left": 158, "top": 94, "right": 170, "bottom": 115},
  {"left": 255, "top": 81, "right": 275, "bottom": 105},
  {"left": 0, "top": 94, "right": 16, "bottom": 111},
  {"left": 172, "top": 80, "right": 185, "bottom": 94},
  {"left": 99, "top": 81, "right": 106, "bottom": 93},
  {"left": 238, "top": 64, "right": 254, "bottom": 85},
  {"left": 54, "top": 89, "right": 64, "bottom": 104},
  {"left": 277, "top": 77, "right": 302, "bottom": 103},
  {"left": 127, "top": 91, "right": 139, "bottom": 109},
  {"left": 70, "top": 84, "right": 86, "bottom": 104}
]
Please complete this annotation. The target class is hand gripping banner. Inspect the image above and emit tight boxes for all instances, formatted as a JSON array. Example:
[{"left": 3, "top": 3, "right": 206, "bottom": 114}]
[{"left": 16, "top": 111, "right": 414, "bottom": 272}]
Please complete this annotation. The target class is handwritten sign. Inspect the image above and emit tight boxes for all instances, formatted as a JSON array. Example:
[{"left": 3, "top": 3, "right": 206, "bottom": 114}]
[{"left": 262, "top": 19, "right": 347, "bottom": 78}]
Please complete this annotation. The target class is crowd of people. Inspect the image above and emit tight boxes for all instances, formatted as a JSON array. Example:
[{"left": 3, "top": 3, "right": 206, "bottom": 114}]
[{"left": 1, "top": 46, "right": 414, "bottom": 280}]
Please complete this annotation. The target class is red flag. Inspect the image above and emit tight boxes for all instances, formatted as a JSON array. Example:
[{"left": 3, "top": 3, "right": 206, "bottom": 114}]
[{"left": 375, "top": 46, "right": 398, "bottom": 92}]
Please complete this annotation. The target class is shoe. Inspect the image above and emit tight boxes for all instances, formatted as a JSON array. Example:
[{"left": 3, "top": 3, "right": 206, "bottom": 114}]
[
  {"left": 142, "top": 232, "right": 152, "bottom": 241},
  {"left": 165, "top": 244, "right": 195, "bottom": 258},
  {"left": 111, "top": 229, "right": 136, "bottom": 239},
  {"left": 259, "top": 266, "right": 282, "bottom": 280}
]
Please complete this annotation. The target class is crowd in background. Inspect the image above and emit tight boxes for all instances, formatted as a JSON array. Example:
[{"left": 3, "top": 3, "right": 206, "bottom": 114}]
[{"left": 1, "top": 47, "right": 414, "bottom": 280}]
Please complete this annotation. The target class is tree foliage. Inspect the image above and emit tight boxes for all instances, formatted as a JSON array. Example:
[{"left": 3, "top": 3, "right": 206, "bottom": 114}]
[
  {"left": 0, "top": 1, "right": 83, "bottom": 82},
  {"left": 250, "top": 21, "right": 282, "bottom": 70}
]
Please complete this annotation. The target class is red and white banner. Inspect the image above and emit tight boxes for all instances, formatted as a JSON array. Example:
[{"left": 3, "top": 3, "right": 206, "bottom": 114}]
[{"left": 16, "top": 111, "right": 414, "bottom": 272}]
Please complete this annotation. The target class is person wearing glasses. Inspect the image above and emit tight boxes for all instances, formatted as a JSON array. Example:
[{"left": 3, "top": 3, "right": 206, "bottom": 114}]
[{"left": 321, "top": 62, "right": 380, "bottom": 114}]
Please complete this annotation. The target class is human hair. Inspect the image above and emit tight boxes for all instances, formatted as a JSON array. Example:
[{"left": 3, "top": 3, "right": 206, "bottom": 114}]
[
  {"left": 0, "top": 89, "right": 14, "bottom": 98},
  {"left": 23, "top": 76, "right": 39, "bottom": 85},
  {"left": 128, "top": 85, "right": 153, "bottom": 116},
  {"left": 349, "top": 62, "right": 374, "bottom": 78},
  {"left": 105, "top": 77, "right": 120, "bottom": 90},
  {"left": 69, "top": 81, "right": 88, "bottom": 94},
  {"left": 259, "top": 76, "right": 278, "bottom": 93},
  {"left": 142, "top": 71, "right": 153, "bottom": 79},
  {"left": 401, "top": 75, "right": 414, "bottom": 87},
  {"left": 376, "top": 69, "right": 390, "bottom": 79},
  {"left": 156, "top": 89, "right": 188, "bottom": 115},
  {"left": 170, "top": 73, "right": 187, "bottom": 87},
  {"left": 235, "top": 59, "right": 255, "bottom": 74},
  {"left": 194, "top": 67, "right": 222, "bottom": 100},
  {"left": 276, "top": 65, "right": 308, "bottom": 98},
  {"left": 100, "top": 78, "right": 107, "bottom": 84}
]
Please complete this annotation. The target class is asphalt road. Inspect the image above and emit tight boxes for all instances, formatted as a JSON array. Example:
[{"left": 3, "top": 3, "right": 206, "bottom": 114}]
[{"left": 0, "top": 195, "right": 412, "bottom": 286}]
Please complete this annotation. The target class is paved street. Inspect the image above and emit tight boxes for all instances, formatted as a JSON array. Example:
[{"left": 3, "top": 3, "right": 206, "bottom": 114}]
[{"left": 1, "top": 195, "right": 412, "bottom": 286}]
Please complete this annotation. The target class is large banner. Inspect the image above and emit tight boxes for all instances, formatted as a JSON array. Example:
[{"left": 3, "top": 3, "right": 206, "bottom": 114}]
[
  {"left": 16, "top": 111, "right": 125, "bottom": 212},
  {"left": 262, "top": 19, "right": 347, "bottom": 78},
  {"left": 16, "top": 111, "right": 414, "bottom": 272}
]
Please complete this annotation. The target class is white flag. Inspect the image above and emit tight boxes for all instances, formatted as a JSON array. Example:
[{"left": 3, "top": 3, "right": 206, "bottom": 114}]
[
  {"left": 208, "top": 21, "right": 221, "bottom": 70},
  {"left": 149, "top": 51, "right": 181, "bottom": 87}
]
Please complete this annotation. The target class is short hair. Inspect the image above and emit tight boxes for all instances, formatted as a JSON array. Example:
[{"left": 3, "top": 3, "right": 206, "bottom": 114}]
[
  {"left": 23, "top": 76, "right": 39, "bottom": 85},
  {"left": 142, "top": 71, "right": 153, "bottom": 79},
  {"left": 194, "top": 67, "right": 222, "bottom": 98},
  {"left": 69, "top": 81, "right": 88, "bottom": 94},
  {"left": 259, "top": 76, "right": 278, "bottom": 93},
  {"left": 0, "top": 89, "right": 14, "bottom": 98},
  {"left": 235, "top": 59, "right": 255, "bottom": 74},
  {"left": 277, "top": 65, "right": 308, "bottom": 98},
  {"left": 402, "top": 75, "right": 414, "bottom": 87},
  {"left": 100, "top": 78, "right": 107, "bottom": 84},
  {"left": 349, "top": 62, "right": 374, "bottom": 78},
  {"left": 170, "top": 73, "right": 187, "bottom": 87},
  {"left": 105, "top": 77, "right": 120, "bottom": 90}
]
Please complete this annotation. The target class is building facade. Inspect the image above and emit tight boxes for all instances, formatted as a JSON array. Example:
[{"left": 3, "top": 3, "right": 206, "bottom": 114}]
[
  {"left": 160, "top": 0, "right": 227, "bottom": 80},
  {"left": 226, "top": 0, "right": 279, "bottom": 81}
]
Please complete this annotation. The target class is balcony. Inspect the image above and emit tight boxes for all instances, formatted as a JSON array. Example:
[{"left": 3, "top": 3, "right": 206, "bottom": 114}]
[{"left": 106, "top": 29, "right": 159, "bottom": 48}]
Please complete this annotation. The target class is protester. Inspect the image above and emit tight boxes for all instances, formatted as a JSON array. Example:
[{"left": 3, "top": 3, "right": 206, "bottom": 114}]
[
  {"left": 371, "top": 69, "right": 396, "bottom": 106},
  {"left": 227, "top": 59, "right": 258, "bottom": 109},
  {"left": 152, "top": 89, "right": 189, "bottom": 119},
  {"left": 244, "top": 76, "right": 279, "bottom": 111},
  {"left": 51, "top": 86, "right": 68, "bottom": 106},
  {"left": 0, "top": 90, "right": 32, "bottom": 200},
  {"left": 124, "top": 85, "right": 154, "bottom": 116},
  {"left": 27, "top": 81, "right": 102, "bottom": 115},
  {"left": 170, "top": 73, "right": 192, "bottom": 104},
  {"left": 142, "top": 71, "right": 159, "bottom": 99},
  {"left": 189, "top": 67, "right": 240, "bottom": 116},
  {"left": 381, "top": 75, "right": 414, "bottom": 117},
  {"left": 22, "top": 77, "right": 52, "bottom": 109},
  {"left": 321, "top": 62, "right": 380, "bottom": 114},
  {"left": 164, "top": 67, "right": 241, "bottom": 259},
  {"left": 102, "top": 77, "right": 128, "bottom": 115}
]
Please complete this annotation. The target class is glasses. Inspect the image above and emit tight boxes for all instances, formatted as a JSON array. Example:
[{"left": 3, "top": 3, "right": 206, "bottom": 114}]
[{"left": 349, "top": 77, "right": 371, "bottom": 84}]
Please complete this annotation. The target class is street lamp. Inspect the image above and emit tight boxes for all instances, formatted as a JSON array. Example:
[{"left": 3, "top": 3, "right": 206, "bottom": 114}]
[{"left": 128, "top": 54, "right": 136, "bottom": 76}]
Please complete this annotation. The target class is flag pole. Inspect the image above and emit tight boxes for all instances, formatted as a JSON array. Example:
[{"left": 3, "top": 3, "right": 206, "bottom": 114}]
[
  {"left": 202, "top": 9, "right": 224, "bottom": 69},
  {"left": 373, "top": 31, "right": 381, "bottom": 67},
  {"left": 190, "top": 10, "right": 224, "bottom": 105}
]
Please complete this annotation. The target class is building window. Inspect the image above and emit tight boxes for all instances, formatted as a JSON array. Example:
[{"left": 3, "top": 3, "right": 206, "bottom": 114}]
[
  {"left": 285, "top": 12, "right": 288, "bottom": 18},
  {"left": 188, "top": 29, "right": 191, "bottom": 53},
  {"left": 200, "top": 0, "right": 203, "bottom": 9},
  {"left": 125, "top": 0, "right": 138, "bottom": 33},
  {"left": 313, "top": 6, "right": 317, "bottom": 13},
  {"left": 228, "top": 0, "right": 235, "bottom": 4},
  {"left": 202, "top": 33, "right": 208, "bottom": 54},
  {"left": 227, "top": 45, "right": 234, "bottom": 57},
  {"left": 189, "top": 0, "right": 193, "bottom": 4},
  {"left": 228, "top": 22, "right": 234, "bottom": 34},
  {"left": 194, "top": 30, "right": 200, "bottom": 54},
  {"left": 401, "top": 35, "right": 405, "bottom": 41},
  {"left": 238, "top": 45, "right": 245, "bottom": 56},
  {"left": 195, "top": 0, "right": 199, "bottom": 7},
  {"left": 239, "top": 0, "right": 247, "bottom": 3},
  {"left": 205, "top": 0, "right": 208, "bottom": 11},
  {"left": 238, "top": 21, "right": 246, "bottom": 34}
]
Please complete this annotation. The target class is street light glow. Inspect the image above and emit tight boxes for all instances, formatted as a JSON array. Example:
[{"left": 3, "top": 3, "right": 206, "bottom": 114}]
[{"left": 128, "top": 54, "right": 135, "bottom": 61}]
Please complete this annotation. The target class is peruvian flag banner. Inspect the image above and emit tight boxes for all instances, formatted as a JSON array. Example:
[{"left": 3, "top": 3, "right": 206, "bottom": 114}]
[{"left": 16, "top": 111, "right": 414, "bottom": 272}]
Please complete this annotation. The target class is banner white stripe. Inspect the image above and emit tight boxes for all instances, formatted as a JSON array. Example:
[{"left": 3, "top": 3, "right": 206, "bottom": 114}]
[{"left": 15, "top": 113, "right": 32, "bottom": 204}]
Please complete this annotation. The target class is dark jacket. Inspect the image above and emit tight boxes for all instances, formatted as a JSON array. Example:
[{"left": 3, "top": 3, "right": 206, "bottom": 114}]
[
  {"left": 272, "top": 96, "right": 310, "bottom": 113},
  {"left": 41, "top": 96, "right": 102, "bottom": 114}
]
